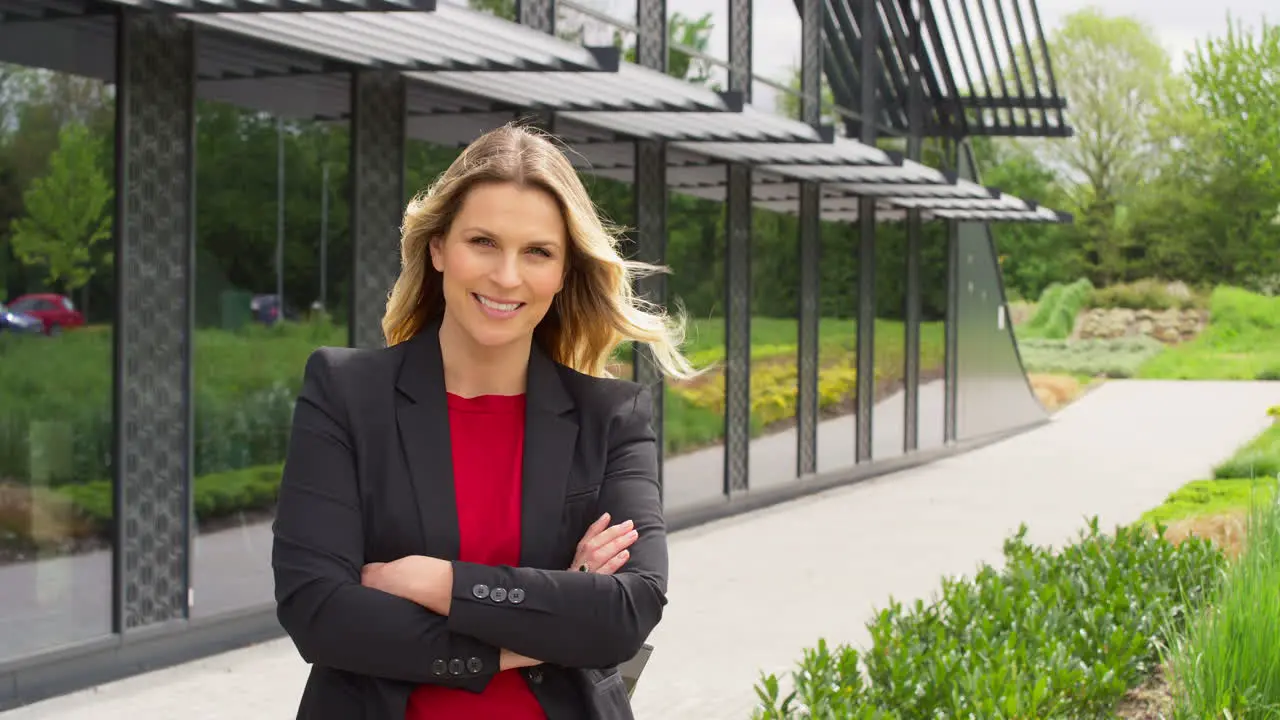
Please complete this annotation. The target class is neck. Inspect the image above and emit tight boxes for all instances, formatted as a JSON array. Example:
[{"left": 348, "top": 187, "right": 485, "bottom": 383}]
[{"left": 437, "top": 313, "right": 531, "bottom": 398}]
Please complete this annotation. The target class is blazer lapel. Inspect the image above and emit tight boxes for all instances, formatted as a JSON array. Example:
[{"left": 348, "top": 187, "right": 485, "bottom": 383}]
[
  {"left": 394, "top": 326, "right": 461, "bottom": 560},
  {"left": 520, "top": 344, "right": 578, "bottom": 570}
]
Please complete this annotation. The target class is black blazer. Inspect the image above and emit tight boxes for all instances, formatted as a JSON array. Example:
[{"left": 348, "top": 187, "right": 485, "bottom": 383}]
[{"left": 271, "top": 324, "right": 668, "bottom": 720}]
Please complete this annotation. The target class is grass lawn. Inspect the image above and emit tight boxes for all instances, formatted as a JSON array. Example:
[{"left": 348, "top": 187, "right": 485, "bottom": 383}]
[{"left": 1137, "top": 286, "right": 1280, "bottom": 380}]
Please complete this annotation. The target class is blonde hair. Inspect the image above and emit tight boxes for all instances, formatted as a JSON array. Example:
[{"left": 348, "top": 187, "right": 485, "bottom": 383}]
[{"left": 382, "top": 124, "right": 697, "bottom": 381}]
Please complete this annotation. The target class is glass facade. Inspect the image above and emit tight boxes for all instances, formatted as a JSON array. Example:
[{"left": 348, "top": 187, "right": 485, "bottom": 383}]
[
  {"left": 0, "top": 0, "right": 1064, "bottom": 701},
  {"left": 0, "top": 66, "right": 116, "bottom": 663}
]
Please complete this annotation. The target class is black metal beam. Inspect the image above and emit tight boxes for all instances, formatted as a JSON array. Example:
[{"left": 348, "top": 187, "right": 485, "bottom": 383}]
[{"left": 854, "top": 0, "right": 878, "bottom": 465}]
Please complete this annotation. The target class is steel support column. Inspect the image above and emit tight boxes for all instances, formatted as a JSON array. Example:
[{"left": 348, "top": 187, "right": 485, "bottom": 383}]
[
  {"left": 633, "top": 0, "right": 668, "bottom": 493},
  {"left": 854, "top": 0, "right": 880, "bottom": 464},
  {"left": 518, "top": 0, "right": 555, "bottom": 34},
  {"left": 903, "top": 0, "right": 923, "bottom": 452},
  {"left": 723, "top": 0, "right": 753, "bottom": 494},
  {"left": 796, "top": 0, "right": 823, "bottom": 476},
  {"left": 113, "top": 10, "right": 195, "bottom": 631},
  {"left": 349, "top": 71, "right": 406, "bottom": 350}
]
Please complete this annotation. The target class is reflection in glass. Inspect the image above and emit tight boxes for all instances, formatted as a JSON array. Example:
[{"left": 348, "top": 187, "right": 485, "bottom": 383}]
[
  {"left": 918, "top": 222, "right": 950, "bottom": 451},
  {"left": 815, "top": 219, "right": 858, "bottom": 474},
  {"left": 873, "top": 223, "right": 907, "bottom": 460},
  {"left": 190, "top": 105, "right": 357, "bottom": 618},
  {"left": 751, "top": 0, "right": 801, "bottom": 118},
  {"left": 661, "top": 190, "right": 725, "bottom": 510},
  {"left": 0, "top": 68, "right": 115, "bottom": 661},
  {"left": 748, "top": 208, "right": 800, "bottom": 489}
]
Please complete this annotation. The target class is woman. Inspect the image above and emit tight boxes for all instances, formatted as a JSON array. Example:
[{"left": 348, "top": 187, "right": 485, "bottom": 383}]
[{"left": 271, "top": 124, "right": 695, "bottom": 720}]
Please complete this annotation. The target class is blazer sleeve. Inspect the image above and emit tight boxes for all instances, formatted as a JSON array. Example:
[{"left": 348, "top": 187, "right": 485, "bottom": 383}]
[
  {"left": 272, "top": 348, "right": 501, "bottom": 692},
  {"left": 446, "top": 385, "right": 669, "bottom": 669}
]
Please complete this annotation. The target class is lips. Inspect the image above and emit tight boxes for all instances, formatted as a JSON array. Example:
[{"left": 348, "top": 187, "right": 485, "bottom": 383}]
[{"left": 473, "top": 293, "right": 525, "bottom": 318}]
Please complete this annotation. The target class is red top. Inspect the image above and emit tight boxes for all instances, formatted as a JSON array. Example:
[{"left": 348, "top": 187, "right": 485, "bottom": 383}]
[{"left": 405, "top": 393, "right": 548, "bottom": 720}]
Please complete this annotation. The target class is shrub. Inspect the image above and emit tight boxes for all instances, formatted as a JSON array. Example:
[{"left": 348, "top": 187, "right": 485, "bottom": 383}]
[
  {"left": 1165, "top": 498, "right": 1280, "bottom": 719},
  {"left": 752, "top": 519, "right": 1224, "bottom": 720},
  {"left": 1212, "top": 421, "right": 1280, "bottom": 481},
  {"left": 1019, "top": 336, "right": 1166, "bottom": 378},
  {"left": 1139, "top": 478, "right": 1278, "bottom": 529},
  {"left": 673, "top": 360, "right": 861, "bottom": 430},
  {"left": 50, "top": 462, "right": 286, "bottom": 535},
  {"left": 1137, "top": 286, "right": 1280, "bottom": 380},
  {"left": 1087, "top": 279, "right": 1207, "bottom": 311},
  {"left": 1020, "top": 277, "right": 1094, "bottom": 340}
]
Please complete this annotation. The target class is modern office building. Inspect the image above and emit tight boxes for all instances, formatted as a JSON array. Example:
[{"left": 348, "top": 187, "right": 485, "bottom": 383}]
[{"left": 0, "top": 0, "right": 1070, "bottom": 708}]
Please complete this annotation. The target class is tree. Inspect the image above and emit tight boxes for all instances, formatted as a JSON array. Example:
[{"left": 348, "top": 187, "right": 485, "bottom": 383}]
[
  {"left": 1130, "top": 17, "right": 1280, "bottom": 287},
  {"left": 8, "top": 122, "right": 113, "bottom": 308},
  {"left": 1041, "top": 9, "right": 1172, "bottom": 283}
]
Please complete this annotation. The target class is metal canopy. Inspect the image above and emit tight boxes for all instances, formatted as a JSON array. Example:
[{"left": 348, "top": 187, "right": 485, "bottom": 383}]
[
  {"left": 182, "top": 2, "right": 617, "bottom": 72},
  {"left": 817, "top": 0, "right": 1070, "bottom": 139},
  {"left": 0, "top": 0, "right": 1071, "bottom": 225}
]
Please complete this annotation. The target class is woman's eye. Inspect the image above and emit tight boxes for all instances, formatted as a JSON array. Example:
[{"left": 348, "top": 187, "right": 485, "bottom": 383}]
[
  {"left": 469, "top": 236, "right": 495, "bottom": 247},
  {"left": 529, "top": 247, "right": 552, "bottom": 258}
]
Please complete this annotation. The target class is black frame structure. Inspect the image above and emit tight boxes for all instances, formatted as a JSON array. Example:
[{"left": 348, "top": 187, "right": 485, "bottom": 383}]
[{"left": 0, "top": 0, "right": 1071, "bottom": 708}]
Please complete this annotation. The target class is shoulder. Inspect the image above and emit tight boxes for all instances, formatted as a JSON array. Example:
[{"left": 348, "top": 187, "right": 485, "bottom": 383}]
[
  {"left": 300, "top": 344, "right": 407, "bottom": 411},
  {"left": 553, "top": 364, "right": 653, "bottom": 424}
]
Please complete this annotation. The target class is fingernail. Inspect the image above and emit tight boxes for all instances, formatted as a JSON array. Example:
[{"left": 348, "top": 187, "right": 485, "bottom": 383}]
[
  {"left": 623, "top": 519, "right": 634, "bottom": 530},
  {"left": 600, "top": 513, "right": 610, "bottom": 522},
  {"left": 628, "top": 530, "right": 638, "bottom": 540},
  {"left": 620, "top": 550, "right": 630, "bottom": 558}
]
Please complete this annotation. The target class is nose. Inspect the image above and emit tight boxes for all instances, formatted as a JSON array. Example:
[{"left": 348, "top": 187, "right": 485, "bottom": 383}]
[{"left": 490, "top": 251, "right": 522, "bottom": 289}]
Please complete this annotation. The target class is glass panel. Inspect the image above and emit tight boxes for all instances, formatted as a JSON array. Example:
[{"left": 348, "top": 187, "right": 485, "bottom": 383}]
[
  {"left": 662, "top": 187, "right": 725, "bottom": 510},
  {"left": 0, "top": 65, "right": 115, "bottom": 661},
  {"left": 919, "top": 222, "right": 949, "bottom": 451},
  {"left": 873, "top": 222, "right": 906, "bottom": 460},
  {"left": 190, "top": 105, "right": 355, "bottom": 618},
  {"left": 751, "top": 0, "right": 802, "bottom": 117},
  {"left": 667, "top": 0, "right": 730, "bottom": 90},
  {"left": 816, "top": 210, "right": 858, "bottom": 473},
  {"left": 558, "top": 0, "right": 636, "bottom": 47},
  {"left": 748, "top": 207, "right": 799, "bottom": 489}
]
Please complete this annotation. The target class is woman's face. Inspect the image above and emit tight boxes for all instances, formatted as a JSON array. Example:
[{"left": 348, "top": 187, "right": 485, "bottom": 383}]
[{"left": 431, "top": 181, "right": 568, "bottom": 351}]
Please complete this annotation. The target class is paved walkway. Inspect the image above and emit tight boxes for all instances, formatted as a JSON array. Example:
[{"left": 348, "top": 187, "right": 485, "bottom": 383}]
[{"left": 2, "top": 379, "right": 1275, "bottom": 719}]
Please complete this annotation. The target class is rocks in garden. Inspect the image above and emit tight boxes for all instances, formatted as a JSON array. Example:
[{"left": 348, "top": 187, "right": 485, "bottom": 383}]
[{"left": 1075, "top": 307, "right": 1208, "bottom": 344}]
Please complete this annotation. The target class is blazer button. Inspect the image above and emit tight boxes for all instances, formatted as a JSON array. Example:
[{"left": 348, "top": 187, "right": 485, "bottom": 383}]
[
  {"left": 471, "top": 584, "right": 490, "bottom": 599},
  {"left": 528, "top": 668, "right": 543, "bottom": 684},
  {"left": 466, "top": 656, "right": 483, "bottom": 674},
  {"left": 431, "top": 659, "right": 447, "bottom": 676},
  {"left": 448, "top": 658, "right": 464, "bottom": 675},
  {"left": 490, "top": 587, "right": 508, "bottom": 603},
  {"left": 508, "top": 588, "right": 525, "bottom": 604}
]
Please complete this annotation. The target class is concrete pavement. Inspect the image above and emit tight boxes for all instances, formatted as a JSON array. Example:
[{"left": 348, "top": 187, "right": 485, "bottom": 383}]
[{"left": 2, "top": 379, "right": 1275, "bottom": 719}]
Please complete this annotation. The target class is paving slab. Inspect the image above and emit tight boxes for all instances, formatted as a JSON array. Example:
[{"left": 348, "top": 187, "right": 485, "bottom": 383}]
[{"left": 2, "top": 380, "right": 1275, "bottom": 720}]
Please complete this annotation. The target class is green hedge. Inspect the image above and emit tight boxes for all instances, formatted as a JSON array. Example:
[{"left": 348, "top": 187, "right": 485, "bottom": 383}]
[
  {"left": 1137, "top": 286, "right": 1280, "bottom": 380},
  {"left": 53, "top": 462, "right": 284, "bottom": 534},
  {"left": 753, "top": 519, "right": 1224, "bottom": 719}
]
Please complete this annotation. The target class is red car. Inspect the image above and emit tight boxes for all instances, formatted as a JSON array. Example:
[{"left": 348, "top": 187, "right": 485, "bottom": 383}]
[{"left": 6, "top": 293, "right": 86, "bottom": 335}]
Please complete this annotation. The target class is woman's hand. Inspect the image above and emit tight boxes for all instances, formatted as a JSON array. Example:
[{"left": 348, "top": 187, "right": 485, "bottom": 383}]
[{"left": 569, "top": 512, "right": 638, "bottom": 575}]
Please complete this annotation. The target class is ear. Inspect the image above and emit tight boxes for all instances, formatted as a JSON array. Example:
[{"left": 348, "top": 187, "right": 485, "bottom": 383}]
[{"left": 428, "top": 235, "right": 445, "bottom": 273}]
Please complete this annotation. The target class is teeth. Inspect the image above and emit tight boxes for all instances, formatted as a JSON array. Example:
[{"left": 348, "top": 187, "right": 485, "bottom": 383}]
[{"left": 476, "top": 294, "right": 520, "bottom": 312}]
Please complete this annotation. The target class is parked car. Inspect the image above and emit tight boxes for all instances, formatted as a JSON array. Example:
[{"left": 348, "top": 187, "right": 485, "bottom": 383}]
[
  {"left": 0, "top": 302, "right": 43, "bottom": 334},
  {"left": 6, "top": 293, "right": 86, "bottom": 335},
  {"left": 250, "top": 294, "right": 298, "bottom": 325}
]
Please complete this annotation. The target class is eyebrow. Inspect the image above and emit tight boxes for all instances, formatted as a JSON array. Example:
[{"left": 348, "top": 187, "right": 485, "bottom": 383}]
[{"left": 458, "top": 226, "right": 563, "bottom": 248}]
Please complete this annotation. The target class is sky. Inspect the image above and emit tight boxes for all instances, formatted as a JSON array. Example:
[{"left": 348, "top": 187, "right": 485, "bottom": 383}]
[{"left": 559, "top": 0, "right": 1275, "bottom": 113}]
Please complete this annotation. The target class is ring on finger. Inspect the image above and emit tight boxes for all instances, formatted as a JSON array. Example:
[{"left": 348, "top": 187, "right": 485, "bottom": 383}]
[{"left": 578, "top": 563, "right": 590, "bottom": 573}]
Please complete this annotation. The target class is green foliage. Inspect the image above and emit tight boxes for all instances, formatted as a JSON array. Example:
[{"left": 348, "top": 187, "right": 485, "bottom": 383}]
[
  {"left": 55, "top": 462, "right": 285, "bottom": 532},
  {"left": 1087, "top": 278, "right": 1207, "bottom": 311},
  {"left": 1165, "top": 498, "right": 1280, "bottom": 719},
  {"left": 8, "top": 122, "right": 113, "bottom": 294},
  {"left": 752, "top": 519, "right": 1224, "bottom": 719},
  {"left": 1139, "top": 478, "right": 1278, "bottom": 528},
  {"left": 1018, "top": 336, "right": 1166, "bottom": 378},
  {"left": 1138, "top": 286, "right": 1280, "bottom": 380},
  {"left": 1019, "top": 278, "right": 1094, "bottom": 340},
  {"left": 1212, "top": 421, "right": 1280, "bottom": 482}
]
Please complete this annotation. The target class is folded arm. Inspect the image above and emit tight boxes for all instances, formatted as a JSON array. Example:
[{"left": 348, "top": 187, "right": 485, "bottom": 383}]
[
  {"left": 443, "top": 386, "right": 669, "bottom": 669},
  {"left": 272, "top": 349, "right": 502, "bottom": 692}
]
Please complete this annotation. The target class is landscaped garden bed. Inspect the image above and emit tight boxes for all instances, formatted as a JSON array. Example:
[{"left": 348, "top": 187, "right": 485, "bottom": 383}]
[{"left": 753, "top": 399, "right": 1280, "bottom": 719}]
